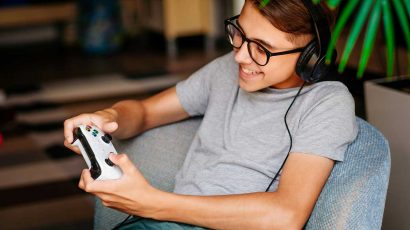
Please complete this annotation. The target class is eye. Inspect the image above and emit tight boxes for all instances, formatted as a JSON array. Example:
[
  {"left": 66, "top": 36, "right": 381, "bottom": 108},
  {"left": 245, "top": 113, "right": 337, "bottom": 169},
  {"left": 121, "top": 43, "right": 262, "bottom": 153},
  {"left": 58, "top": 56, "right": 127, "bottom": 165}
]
[{"left": 256, "top": 45, "right": 265, "bottom": 54}]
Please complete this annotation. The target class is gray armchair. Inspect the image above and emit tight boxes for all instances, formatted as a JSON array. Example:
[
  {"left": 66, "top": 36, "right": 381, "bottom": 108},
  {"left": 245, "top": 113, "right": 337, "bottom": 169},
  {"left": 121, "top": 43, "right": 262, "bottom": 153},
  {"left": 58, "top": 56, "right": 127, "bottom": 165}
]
[{"left": 94, "top": 117, "right": 390, "bottom": 230}]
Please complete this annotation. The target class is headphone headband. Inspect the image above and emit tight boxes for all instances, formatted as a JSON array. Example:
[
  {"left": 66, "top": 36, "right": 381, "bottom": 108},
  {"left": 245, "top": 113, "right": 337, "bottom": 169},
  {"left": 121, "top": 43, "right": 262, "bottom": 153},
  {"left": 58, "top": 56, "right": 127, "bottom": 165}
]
[{"left": 301, "top": 0, "right": 331, "bottom": 58}]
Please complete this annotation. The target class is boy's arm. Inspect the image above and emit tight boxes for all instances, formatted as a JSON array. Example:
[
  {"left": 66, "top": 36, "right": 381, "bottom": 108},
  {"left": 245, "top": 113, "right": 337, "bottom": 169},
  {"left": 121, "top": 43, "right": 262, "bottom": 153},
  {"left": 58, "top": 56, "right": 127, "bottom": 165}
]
[
  {"left": 109, "top": 87, "right": 189, "bottom": 139},
  {"left": 149, "top": 153, "right": 334, "bottom": 229},
  {"left": 85, "top": 152, "right": 334, "bottom": 229},
  {"left": 64, "top": 86, "right": 188, "bottom": 150}
]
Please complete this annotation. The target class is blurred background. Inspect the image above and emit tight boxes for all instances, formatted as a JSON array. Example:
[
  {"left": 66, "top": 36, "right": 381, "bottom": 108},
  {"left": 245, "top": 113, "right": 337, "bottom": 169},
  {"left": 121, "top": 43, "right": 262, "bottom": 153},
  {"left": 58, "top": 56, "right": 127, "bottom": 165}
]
[{"left": 0, "top": 0, "right": 408, "bottom": 229}]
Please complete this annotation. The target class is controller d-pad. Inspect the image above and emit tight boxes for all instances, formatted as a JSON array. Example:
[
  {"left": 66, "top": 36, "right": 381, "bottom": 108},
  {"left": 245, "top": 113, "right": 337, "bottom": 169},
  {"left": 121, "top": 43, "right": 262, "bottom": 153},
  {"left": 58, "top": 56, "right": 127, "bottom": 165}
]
[{"left": 105, "top": 158, "right": 115, "bottom": 167}]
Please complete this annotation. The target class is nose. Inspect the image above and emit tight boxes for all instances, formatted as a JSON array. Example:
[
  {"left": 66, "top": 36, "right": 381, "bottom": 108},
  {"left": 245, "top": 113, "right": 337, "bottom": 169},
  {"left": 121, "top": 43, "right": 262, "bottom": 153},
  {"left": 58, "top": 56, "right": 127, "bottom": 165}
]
[{"left": 234, "top": 42, "right": 253, "bottom": 64}]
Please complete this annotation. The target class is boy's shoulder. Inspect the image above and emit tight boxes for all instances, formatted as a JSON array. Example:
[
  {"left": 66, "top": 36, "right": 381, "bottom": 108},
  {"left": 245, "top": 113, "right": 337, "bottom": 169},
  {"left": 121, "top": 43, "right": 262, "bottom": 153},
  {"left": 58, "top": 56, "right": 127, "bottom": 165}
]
[
  {"left": 307, "top": 81, "right": 352, "bottom": 98},
  {"left": 301, "top": 81, "right": 355, "bottom": 114}
]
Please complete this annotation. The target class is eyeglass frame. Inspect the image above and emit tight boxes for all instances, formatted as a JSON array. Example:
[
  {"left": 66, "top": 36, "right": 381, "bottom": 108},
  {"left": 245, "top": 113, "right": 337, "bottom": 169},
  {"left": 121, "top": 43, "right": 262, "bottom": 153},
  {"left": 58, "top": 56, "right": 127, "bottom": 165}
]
[{"left": 224, "top": 15, "right": 306, "bottom": 66}]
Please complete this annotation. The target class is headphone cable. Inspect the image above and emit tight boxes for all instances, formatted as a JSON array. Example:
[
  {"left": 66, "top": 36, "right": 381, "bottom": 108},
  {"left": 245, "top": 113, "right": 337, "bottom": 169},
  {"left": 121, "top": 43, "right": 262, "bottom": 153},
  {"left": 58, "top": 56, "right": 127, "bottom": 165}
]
[
  {"left": 112, "top": 214, "right": 135, "bottom": 230},
  {"left": 265, "top": 82, "right": 306, "bottom": 192}
]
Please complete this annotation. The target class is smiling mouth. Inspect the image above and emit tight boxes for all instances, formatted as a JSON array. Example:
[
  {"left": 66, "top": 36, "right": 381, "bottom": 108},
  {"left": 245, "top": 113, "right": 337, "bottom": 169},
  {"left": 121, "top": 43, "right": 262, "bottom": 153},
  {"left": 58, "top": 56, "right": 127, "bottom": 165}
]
[
  {"left": 241, "top": 67, "right": 260, "bottom": 75},
  {"left": 239, "top": 66, "right": 262, "bottom": 80}
]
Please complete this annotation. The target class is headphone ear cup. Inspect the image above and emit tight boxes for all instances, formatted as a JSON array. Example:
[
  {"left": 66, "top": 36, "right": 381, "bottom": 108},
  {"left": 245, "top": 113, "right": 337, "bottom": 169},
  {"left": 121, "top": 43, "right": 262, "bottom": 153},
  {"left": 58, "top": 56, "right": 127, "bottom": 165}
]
[
  {"left": 296, "top": 41, "right": 318, "bottom": 82},
  {"left": 311, "top": 48, "right": 338, "bottom": 82},
  {"left": 310, "top": 56, "right": 327, "bottom": 82}
]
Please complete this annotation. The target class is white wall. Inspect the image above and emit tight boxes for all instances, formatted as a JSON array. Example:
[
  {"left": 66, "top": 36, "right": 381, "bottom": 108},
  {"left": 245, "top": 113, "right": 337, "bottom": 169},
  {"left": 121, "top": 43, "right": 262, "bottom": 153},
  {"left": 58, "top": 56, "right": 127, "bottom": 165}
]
[{"left": 365, "top": 78, "right": 410, "bottom": 230}]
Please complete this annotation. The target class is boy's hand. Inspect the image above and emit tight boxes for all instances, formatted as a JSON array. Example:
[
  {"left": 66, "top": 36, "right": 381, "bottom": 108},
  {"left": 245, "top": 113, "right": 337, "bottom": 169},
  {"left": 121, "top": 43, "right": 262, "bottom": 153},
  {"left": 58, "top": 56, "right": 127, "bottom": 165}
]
[
  {"left": 63, "top": 109, "right": 119, "bottom": 154},
  {"left": 78, "top": 153, "right": 161, "bottom": 217}
]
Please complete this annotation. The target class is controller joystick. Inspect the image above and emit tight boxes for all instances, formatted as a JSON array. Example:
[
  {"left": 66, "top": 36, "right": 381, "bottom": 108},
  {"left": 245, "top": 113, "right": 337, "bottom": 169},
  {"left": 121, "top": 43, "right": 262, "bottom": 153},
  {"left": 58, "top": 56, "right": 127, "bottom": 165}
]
[{"left": 101, "top": 134, "right": 112, "bottom": 144}]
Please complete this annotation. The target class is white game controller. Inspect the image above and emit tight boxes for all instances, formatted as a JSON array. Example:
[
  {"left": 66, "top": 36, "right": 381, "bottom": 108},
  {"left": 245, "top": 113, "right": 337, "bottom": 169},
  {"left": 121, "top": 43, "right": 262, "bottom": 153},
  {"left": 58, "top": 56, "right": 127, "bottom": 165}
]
[{"left": 72, "top": 125, "right": 123, "bottom": 180}]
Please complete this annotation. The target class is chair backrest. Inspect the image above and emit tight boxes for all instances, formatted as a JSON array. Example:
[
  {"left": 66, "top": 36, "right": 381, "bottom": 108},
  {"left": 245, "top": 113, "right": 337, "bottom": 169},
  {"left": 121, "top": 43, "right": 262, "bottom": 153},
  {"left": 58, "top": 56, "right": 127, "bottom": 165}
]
[{"left": 305, "top": 117, "right": 391, "bottom": 230}]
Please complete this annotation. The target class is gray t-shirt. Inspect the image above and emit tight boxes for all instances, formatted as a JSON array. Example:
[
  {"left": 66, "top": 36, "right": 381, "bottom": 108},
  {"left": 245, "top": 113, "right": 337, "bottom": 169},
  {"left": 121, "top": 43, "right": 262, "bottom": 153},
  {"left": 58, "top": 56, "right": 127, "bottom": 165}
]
[{"left": 174, "top": 52, "right": 358, "bottom": 195}]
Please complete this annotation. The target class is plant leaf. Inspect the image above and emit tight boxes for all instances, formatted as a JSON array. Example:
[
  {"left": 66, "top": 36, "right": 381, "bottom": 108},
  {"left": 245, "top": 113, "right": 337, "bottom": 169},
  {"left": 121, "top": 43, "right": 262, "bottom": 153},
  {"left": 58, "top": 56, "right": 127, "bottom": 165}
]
[
  {"left": 357, "top": 0, "right": 382, "bottom": 79},
  {"left": 259, "top": 0, "right": 270, "bottom": 9},
  {"left": 357, "top": 0, "right": 381, "bottom": 79},
  {"left": 338, "top": 0, "right": 373, "bottom": 73},
  {"left": 393, "top": 0, "right": 410, "bottom": 75},
  {"left": 403, "top": 0, "right": 410, "bottom": 19},
  {"left": 326, "top": 0, "right": 343, "bottom": 9},
  {"left": 382, "top": 0, "right": 395, "bottom": 79},
  {"left": 325, "top": 0, "right": 360, "bottom": 64},
  {"left": 313, "top": 0, "right": 322, "bottom": 4}
]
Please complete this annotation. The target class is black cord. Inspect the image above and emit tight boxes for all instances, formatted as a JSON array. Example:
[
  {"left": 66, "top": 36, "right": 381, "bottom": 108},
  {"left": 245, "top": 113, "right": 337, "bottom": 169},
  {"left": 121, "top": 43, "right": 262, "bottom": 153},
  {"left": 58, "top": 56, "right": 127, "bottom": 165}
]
[
  {"left": 111, "top": 214, "right": 134, "bottom": 230},
  {"left": 265, "top": 82, "right": 306, "bottom": 192}
]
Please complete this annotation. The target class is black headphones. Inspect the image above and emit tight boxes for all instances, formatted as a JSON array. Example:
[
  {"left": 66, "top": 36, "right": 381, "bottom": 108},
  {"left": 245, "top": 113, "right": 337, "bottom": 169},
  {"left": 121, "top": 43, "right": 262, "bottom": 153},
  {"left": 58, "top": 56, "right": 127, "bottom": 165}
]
[{"left": 296, "top": 0, "right": 337, "bottom": 83}]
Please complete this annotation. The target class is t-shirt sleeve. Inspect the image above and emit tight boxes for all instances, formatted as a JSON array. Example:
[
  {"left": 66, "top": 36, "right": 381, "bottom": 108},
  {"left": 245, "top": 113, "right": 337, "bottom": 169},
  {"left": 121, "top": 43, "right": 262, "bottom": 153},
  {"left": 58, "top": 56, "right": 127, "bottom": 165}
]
[
  {"left": 176, "top": 58, "right": 219, "bottom": 116},
  {"left": 291, "top": 90, "right": 358, "bottom": 162}
]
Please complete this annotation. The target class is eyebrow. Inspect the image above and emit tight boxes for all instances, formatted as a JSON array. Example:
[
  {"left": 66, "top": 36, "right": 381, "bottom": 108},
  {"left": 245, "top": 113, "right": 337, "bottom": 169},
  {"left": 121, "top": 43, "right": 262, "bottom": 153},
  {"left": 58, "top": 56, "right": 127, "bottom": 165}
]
[{"left": 236, "top": 19, "right": 277, "bottom": 50}]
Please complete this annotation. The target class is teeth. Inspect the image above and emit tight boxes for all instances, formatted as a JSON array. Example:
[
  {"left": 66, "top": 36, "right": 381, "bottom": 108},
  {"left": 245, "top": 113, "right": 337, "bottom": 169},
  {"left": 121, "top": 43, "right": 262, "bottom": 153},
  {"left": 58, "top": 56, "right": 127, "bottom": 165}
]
[{"left": 242, "top": 67, "right": 259, "bottom": 75}]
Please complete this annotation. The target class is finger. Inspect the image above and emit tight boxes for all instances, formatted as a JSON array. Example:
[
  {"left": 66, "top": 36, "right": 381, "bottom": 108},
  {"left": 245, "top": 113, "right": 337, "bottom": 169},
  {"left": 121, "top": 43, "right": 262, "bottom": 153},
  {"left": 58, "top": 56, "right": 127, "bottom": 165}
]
[
  {"left": 101, "top": 200, "right": 110, "bottom": 207},
  {"left": 94, "top": 110, "right": 118, "bottom": 133},
  {"left": 78, "top": 169, "right": 88, "bottom": 190},
  {"left": 64, "top": 140, "right": 81, "bottom": 154},
  {"left": 63, "top": 119, "right": 75, "bottom": 144},
  {"left": 102, "top": 122, "right": 118, "bottom": 133},
  {"left": 88, "top": 114, "right": 107, "bottom": 130},
  {"left": 79, "top": 169, "right": 116, "bottom": 194},
  {"left": 79, "top": 169, "right": 97, "bottom": 193},
  {"left": 63, "top": 114, "right": 93, "bottom": 143},
  {"left": 109, "top": 153, "right": 136, "bottom": 175}
]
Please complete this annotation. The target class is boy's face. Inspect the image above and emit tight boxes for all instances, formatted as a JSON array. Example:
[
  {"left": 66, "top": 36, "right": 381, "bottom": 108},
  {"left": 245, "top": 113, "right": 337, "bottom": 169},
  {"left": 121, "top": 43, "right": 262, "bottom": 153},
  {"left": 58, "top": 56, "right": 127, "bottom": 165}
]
[{"left": 234, "top": 1, "right": 310, "bottom": 91}]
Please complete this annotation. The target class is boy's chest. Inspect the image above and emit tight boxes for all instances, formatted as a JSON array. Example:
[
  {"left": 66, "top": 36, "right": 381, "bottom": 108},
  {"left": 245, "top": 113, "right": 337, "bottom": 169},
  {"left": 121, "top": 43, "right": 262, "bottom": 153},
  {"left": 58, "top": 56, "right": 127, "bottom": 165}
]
[{"left": 200, "top": 94, "right": 296, "bottom": 158}]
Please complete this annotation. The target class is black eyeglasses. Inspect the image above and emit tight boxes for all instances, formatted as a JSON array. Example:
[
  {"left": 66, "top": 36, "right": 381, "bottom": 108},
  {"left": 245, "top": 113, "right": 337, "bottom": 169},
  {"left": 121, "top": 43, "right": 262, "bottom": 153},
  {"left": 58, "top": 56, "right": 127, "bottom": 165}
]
[{"left": 224, "top": 15, "right": 305, "bottom": 66}]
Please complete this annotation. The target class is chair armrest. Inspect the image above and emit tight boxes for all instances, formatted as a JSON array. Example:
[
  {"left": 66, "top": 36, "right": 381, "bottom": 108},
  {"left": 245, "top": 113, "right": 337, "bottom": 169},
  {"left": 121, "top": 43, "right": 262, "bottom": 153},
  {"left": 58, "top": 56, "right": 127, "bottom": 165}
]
[{"left": 305, "top": 117, "right": 391, "bottom": 230}]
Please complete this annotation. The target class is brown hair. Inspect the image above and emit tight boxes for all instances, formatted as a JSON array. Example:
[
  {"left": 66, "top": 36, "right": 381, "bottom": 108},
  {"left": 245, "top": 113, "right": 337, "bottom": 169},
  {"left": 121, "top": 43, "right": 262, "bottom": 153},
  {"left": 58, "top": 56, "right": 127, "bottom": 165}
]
[{"left": 249, "top": 0, "right": 334, "bottom": 43}]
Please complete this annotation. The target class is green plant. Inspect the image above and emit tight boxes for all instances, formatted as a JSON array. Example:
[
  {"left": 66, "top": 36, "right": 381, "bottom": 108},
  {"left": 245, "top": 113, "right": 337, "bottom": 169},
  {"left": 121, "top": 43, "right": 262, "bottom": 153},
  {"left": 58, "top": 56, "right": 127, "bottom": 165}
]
[
  {"left": 260, "top": 0, "right": 410, "bottom": 79},
  {"left": 321, "top": 0, "right": 410, "bottom": 79}
]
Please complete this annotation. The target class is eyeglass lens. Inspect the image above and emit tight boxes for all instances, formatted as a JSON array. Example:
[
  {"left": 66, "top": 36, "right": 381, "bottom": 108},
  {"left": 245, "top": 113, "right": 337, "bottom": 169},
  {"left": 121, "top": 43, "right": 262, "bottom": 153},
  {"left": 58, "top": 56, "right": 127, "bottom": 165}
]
[{"left": 226, "top": 23, "right": 268, "bottom": 65}]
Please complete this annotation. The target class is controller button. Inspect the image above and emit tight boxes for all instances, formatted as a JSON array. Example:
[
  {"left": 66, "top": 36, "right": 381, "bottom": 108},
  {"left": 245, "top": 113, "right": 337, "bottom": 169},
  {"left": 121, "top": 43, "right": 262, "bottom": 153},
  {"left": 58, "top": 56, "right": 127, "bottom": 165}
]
[
  {"left": 105, "top": 158, "right": 115, "bottom": 167},
  {"left": 105, "top": 134, "right": 112, "bottom": 140},
  {"left": 101, "top": 135, "right": 111, "bottom": 143},
  {"left": 92, "top": 130, "right": 98, "bottom": 136}
]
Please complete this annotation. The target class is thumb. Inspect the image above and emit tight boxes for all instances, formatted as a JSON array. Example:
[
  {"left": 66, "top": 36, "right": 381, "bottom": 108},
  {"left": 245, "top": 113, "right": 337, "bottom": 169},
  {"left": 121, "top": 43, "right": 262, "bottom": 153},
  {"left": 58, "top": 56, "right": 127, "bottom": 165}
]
[
  {"left": 109, "top": 153, "right": 136, "bottom": 175},
  {"left": 103, "top": 122, "right": 118, "bottom": 133}
]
